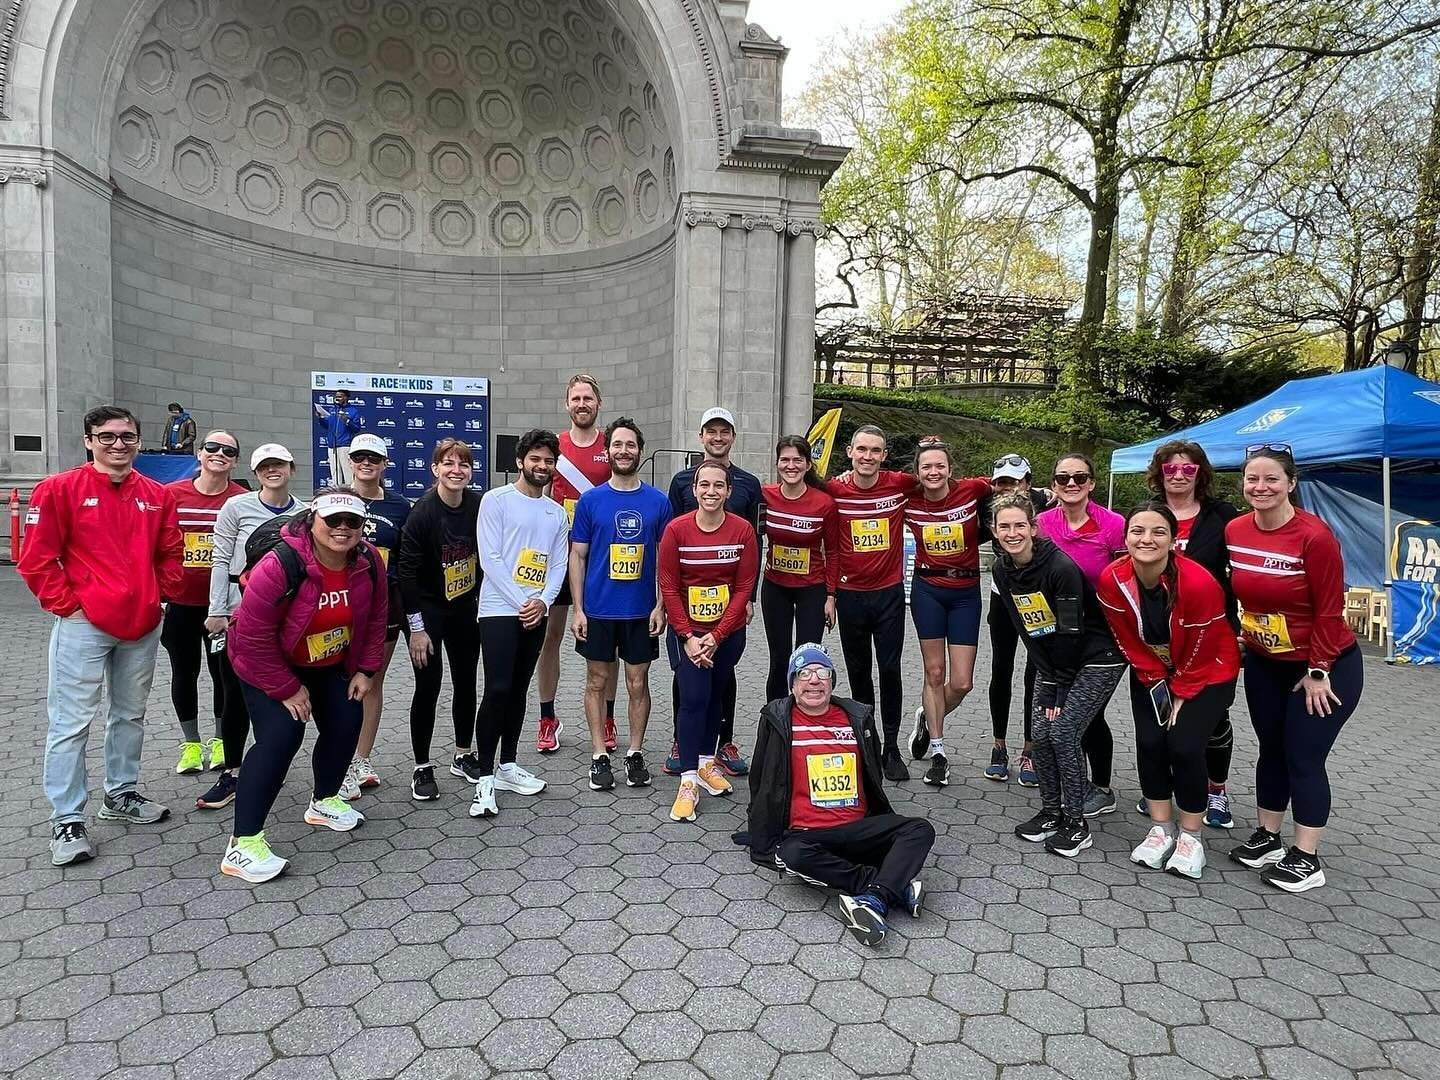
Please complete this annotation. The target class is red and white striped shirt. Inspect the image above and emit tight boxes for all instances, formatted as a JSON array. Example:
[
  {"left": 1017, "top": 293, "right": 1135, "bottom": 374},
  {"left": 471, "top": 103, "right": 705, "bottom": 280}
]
[
  {"left": 165, "top": 478, "right": 248, "bottom": 607},
  {"left": 828, "top": 470, "right": 917, "bottom": 591},
  {"left": 905, "top": 478, "right": 992, "bottom": 588},
  {"left": 658, "top": 511, "right": 759, "bottom": 644},
  {"left": 761, "top": 483, "right": 840, "bottom": 592},
  {"left": 789, "top": 703, "right": 868, "bottom": 830}
]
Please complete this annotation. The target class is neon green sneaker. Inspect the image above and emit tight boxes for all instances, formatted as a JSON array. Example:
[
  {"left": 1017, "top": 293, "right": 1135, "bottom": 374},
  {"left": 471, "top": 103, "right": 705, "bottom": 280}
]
[
  {"left": 207, "top": 739, "right": 226, "bottom": 771},
  {"left": 175, "top": 742, "right": 204, "bottom": 775},
  {"left": 304, "top": 796, "right": 365, "bottom": 832},
  {"left": 221, "top": 832, "right": 288, "bottom": 883}
]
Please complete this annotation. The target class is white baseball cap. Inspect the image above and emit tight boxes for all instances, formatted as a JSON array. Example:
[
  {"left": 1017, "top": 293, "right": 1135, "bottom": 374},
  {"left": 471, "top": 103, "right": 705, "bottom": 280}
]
[
  {"left": 992, "top": 453, "right": 1032, "bottom": 481},
  {"left": 700, "top": 406, "right": 735, "bottom": 429},
  {"left": 348, "top": 433, "right": 388, "bottom": 459},
  {"left": 313, "top": 492, "right": 366, "bottom": 519},
  {"left": 250, "top": 443, "right": 295, "bottom": 470}
]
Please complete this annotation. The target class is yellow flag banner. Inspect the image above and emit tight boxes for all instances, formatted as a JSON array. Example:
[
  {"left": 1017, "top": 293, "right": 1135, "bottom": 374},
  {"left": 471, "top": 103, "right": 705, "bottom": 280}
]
[{"left": 807, "top": 407, "right": 843, "bottom": 477}]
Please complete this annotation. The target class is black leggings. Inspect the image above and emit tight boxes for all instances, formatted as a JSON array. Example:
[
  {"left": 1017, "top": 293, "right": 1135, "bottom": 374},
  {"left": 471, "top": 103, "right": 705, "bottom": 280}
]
[
  {"left": 475, "top": 617, "right": 547, "bottom": 774},
  {"left": 1130, "top": 675, "right": 1235, "bottom": 814},
  {"left": 836, "top": 585, "right": 906, "bottom": 748},
  {"left": 987, "top": 594, "right": 1035, "bottom": 744},
  {"left": 1082, "top": 713, "right": 1114, "bottom": 788},
  {"left": 218, "top": 645, "right": 251, "bottom": 770},
  {"left": 1245, "top": 647, "right": 1363, "bottom": 828},
  {"left": 161, "top": 602, "right": 224, "bottom": 742},
  {"left": 409, "top": 604, "right": 481, "bottom": 764},
  {"left": 762, "top": 579, "right": 828, "bottom": 702}
]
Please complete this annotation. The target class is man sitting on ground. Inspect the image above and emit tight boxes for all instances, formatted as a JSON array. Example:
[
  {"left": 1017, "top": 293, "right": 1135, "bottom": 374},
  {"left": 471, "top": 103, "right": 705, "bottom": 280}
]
[{"left": 747, "top": 644, "right": 935, "bottom": 945}]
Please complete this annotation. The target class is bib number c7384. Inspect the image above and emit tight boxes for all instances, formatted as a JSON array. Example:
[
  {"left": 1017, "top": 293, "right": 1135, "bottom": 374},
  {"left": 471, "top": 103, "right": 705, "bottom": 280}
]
[
  {"left": 1013, "top": 591, "right": 1057, "bottom": 636},
  {"left": 851, "top": 518, "right": 890, "bottom": 552},
  {"left": 1239, "top": 610, "right": 1295, "bottom": 653},
  {"left": 513, "top": 548, "right": 548, "bottom": 588},
  {"left": 806, "top": 752, "right": 859, "bottom": 808},
  {"left": 687, "top": 584, "right": 730, "bottom": 623},
  {"left": 443, "top": 555, "right": 477, "bottom": 601}
]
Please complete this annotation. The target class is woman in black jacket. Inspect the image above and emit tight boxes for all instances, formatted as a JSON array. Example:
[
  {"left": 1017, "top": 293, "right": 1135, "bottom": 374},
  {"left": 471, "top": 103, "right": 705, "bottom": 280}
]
[
  {"left": 1145, "top": 440, "right": 1239, "bottom": 828},
  {"left": 991, "top": 495, "right": 1125, "bottom": 859}
]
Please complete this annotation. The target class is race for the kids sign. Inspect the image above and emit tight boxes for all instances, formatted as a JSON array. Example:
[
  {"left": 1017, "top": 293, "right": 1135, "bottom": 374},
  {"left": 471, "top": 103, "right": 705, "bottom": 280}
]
[{"left": 1390, "top": 519, "right": 1440, "bottom": 664}]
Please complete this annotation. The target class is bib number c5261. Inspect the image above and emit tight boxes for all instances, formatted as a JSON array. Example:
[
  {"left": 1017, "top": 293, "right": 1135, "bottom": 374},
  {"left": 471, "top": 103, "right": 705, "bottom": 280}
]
[
  {"left": 443, "top": 555, "right": 477, "bottom": 601},
  {"left": 688, "top": 584, "right": 730, "bottom": 623},
  {"left": 770, "top": 545, "right": 811, "bottom": 575},
  {"left": 1013, "top": 591, "right": 1057, "bottom": 636},
  {"left": 851, "top": 518, "right": 890, "bottom": 552},
  {"left": 513, "top": 548, "right": 548, "bottom": 588},
  {"left": 609, "top": 544, "right": 642, "bottom": 581},
  {"left": 921, "top": 522, "right": 963, "bottom": 557},
  {"left": 1239, "top": 611, "right": 1295, "bottom": 653},
  {"left": 806, "top": 752, "right": 859, "bottom": 808},
  {"left": 183, "top": 532, "right": 214, "bottom": 569}
]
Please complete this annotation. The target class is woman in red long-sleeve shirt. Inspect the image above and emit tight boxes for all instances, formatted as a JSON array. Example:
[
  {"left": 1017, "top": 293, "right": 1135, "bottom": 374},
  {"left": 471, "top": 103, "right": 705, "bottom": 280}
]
[
  {"left": 1224, "top": 445, "right": 1362, "bottom": 893},
  {"left": 1098, "top": 503, "right": 1239, "bottom": 881},
  {"left": 659, "top": 460, "right": 760, "bottom": 823}
]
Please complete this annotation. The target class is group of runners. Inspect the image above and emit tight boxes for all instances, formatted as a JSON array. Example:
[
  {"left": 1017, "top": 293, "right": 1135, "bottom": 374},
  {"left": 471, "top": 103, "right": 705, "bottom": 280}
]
[{"left": 19, "top": 377, "right": 1364, "bottom": 939}]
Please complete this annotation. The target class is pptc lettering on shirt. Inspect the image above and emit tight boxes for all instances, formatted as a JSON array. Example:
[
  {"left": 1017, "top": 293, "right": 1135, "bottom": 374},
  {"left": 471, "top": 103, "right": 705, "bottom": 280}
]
[
  {"left": 718, "top": 547, "right": 741, "bottom": 560},
  {"left": 317, "top": 589, "right": 351, "bottom": 609},
  {"left": 1263, "top": 557, "right": 1299, "bottom": 571}
]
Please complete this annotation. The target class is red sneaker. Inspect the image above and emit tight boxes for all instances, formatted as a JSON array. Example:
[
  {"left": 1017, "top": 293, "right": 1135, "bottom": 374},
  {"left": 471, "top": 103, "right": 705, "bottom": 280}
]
[
  {"left": 603, "top": 716, "right": 618, "bottom": 752},
  {"left": 537, "top": 717, "right": 562, "bottom": 753},
  {"left": 716, "top": 742, "right": 750, "bottom": 776}
]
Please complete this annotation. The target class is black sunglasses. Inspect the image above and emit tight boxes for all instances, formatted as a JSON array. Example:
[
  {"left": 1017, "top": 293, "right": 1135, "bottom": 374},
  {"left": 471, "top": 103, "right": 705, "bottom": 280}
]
[
  {"left": 994, "top": 454, "right": 1028, "bottom": 469},
  {"left": 201, "top": 441, "right": 240, "bottom": 458},
  {"left": 1245, "top": 442, "right": 1293, "bottom": 458},
  {"left": 1053, "top": 472, "right": 1092, "bottom": 486},
  {"left": 349, "top": 452, "right": 386, "bottom": 465},
  {"left": 321, "top": 514, "right": 365, "bottom": 529}
]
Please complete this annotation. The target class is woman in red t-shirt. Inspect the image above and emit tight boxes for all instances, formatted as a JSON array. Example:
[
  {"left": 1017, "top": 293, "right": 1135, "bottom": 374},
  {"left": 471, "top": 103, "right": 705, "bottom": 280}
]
[{"left": 1224, "top": 446, "right": 1362, "bottom": 893}]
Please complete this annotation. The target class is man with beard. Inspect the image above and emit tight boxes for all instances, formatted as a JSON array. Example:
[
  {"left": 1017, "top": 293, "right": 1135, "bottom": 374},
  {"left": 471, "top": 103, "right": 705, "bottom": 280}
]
[
  {"left": 470, "top": 430, "right": 571, "bottom": 818},
  {"left": 569, "top": 418, "right": 672, "bottom": 792},
  {"left": 537, "top": 374, "right": 615, "bottom": 754}
]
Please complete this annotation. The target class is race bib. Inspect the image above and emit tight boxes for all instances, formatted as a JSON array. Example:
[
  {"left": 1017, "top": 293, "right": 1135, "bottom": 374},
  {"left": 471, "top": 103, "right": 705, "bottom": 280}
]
[
  {"left": 513, "top": 548, "right": 548, "bottom": 589},
  {"left": 1151, "top": 643, "right": 1173, "bottom": 668},
  {"left": 770, "top": 545, "right": 811, "bottom": 575},
  {"left": 851, "top": 518, "right": 890, "bottom": 552},
  {"left": 375, "top": 546, "right": 390, "bottom": 567},
  {"left": 443, "top": 555, "right": 477, "bottom": 601},
  {"left": 182, "top": 532, "right": 214, "bottom": 569},
  {"left": 921, "top": 522, "right": 963, "bottom": 557},
  {"left": 1240, "top": 611, "right": 1295, "bottom": 654},
  {"left": 609, "top": 543, "right": 643, "bottom": 581},
  {"left": 688, "top": 584, "right": 730, "bottom": 623},
  {"left": 564, "top": 498, "right": 577, "bottom": 527},
  {"left": 1013, "top": 592, "right": 1057, "bottom": 637},
  {"left": 806, "top": 752, "right": 859, "bottom": 808},
  {"left": 305, "top": 625, "right": 351, "bottom": 663}
]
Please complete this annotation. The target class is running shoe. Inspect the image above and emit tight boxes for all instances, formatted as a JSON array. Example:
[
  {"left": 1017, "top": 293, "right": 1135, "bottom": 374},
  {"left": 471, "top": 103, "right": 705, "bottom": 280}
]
[
  {"left": 221, "top": 833, "right": 288, "bottom": 884},
  {"left": 663, "top": 741, "right": 682, "bottom": 776},
  {"left": 882, "top": 746, "right": 910, "bottom": 782},
  {"left": 923, "top": 754, "right": 950, "bottom": 787},
  {"left": 304, "top": 796, "right": 364, "bottom": 832},
  {"left": 716, "top": 742, "right": 750, "bottom": 776},
  {"left": 450, "top": 752, "right": 484, "bottom": 783},
  {"left": 50, "top": 822, "right": 96, "bottom": 867},
  {"left": 905, "top": 879, "right": 924, "bottom": 918},
  {"left": 1015, "top": 810, "right": 1062, "bottom": 842},
  {"left": 603, "top": 716, "right": 618, "bottom": 753},
  {"left": 670, "top": 779, "right": 699, "bottom": 822},
  {"left": 1261, "top": 848, "right": 1325, "bottom": 893},
  {"left": 1082, "top": 786, "right": 1117, "bottom": 818},
  {"left": 469, "top": 777, "right": 498, "bottom": 818},
  {"left": 624, "top": 752, "right": 652, "bottom": 788},
  {"left": 838, "top": 893, "right": 889, "bottom": 946},
  {"left": 354, "top": 757, "right": 380, "bottom": 788},
  {"left": 99, "top": 790, "right": 170, "bottom": 824},
  {"left": 1135, "top": 800, "right": 1149, "bottom": 817},
  {"left": 1130, "top": 825, "right": 1175, "bottom": 869},
  {"left": 909, "top": 706, "right": 931, "bottom": 760},
  {"left": 984, "top": 746, "right": 1009, "bottom": 781},
  {"left": 1165, "top": 833, "right": 1206, "bottom": 880},
  {"left": 207, "top": 738, "right": 226, "bottom": 771},
  {"left": 589, "top": 755, "right": 615, "bottom": 792},
  {"left": 411, "top": 765, "right": 440, "bottom": 802},
  {"left": 1045, "top": 818, "right": 1093, "bottom": 858},
  {"left": 1229, "top": 827, "right": 1285, "bottom": 869},
  {"left": 536, "top": 717, "right": 562, "bottom": 754},
  {"left": 696, "top": 762, "right": 733, "bottom": 796},
  {"left": 495, "top": 762, "right": 546, "bottom": 796},
  {"left": 1016, "top": 753, "right": 1038, "bottom": 787},
  {"left": 196, "top": 772, "right": 238, "bottom": 810},
  {"left": 175, "top": 742, "right": 204, "bottom": 775},
  {"left": 339, "top": 762, "right": 361, "bottom": 802},
  {"left": 1205, "top": 785, "right": 1234, "bottom": 829}
]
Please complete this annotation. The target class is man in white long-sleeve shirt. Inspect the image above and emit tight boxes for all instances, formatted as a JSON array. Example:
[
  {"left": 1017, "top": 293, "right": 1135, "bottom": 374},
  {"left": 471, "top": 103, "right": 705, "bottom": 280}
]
[{"left": 471, "top": 429, "right": 571, "bottom": 818}]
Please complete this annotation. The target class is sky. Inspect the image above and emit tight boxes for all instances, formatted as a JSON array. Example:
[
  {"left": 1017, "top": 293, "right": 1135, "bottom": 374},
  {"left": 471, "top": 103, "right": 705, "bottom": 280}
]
[{"left": 744, "top": 0, "right": 910, "bottom": 121}]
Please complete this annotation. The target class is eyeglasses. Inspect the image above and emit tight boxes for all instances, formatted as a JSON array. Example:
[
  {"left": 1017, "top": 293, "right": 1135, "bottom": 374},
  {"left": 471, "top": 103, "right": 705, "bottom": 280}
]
[
  {"left": 1052, "top": 472, "right": 1091, "bottom": 486},
  {"left": 88, "top": 431, "right": 140, "bottom": 446},
  {"left": 349, "top": 453, "right": 386, "bottom": 465},
  {"left": 320, "top": 514, "right": 365, "bottom": 530},
  {"left": 1161, "top": 462, "right": 1199, "bottom": 478},
  {"left": 201, "top": 441, "right": 240, "bottom": 458},
  {"left": 1245, "top": 442, "right": 1293, "bottom": 457},
  {"left": 794, "top": 667, "right": 834, "bottom": 683}
]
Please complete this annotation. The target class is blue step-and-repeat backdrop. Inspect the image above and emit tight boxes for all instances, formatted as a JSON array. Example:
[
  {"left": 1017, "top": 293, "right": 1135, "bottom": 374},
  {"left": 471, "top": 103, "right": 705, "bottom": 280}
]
[{"left": 311, "top": 370, "right": 490, "bottom": 498}]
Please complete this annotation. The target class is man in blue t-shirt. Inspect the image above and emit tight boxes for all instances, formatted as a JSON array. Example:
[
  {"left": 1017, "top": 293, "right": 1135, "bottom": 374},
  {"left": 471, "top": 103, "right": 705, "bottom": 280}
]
[
  {"left": 569, "top": 417, "right": 672, "bottom": 793},
  {"left": 314, "top": 389, "right": 365, "bottom": 486}
]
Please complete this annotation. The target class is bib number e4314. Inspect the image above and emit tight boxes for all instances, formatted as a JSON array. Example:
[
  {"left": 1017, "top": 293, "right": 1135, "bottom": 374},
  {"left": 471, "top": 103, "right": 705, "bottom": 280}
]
[{"left": 921, "top": 522, "right": 963, "bottom": 557}]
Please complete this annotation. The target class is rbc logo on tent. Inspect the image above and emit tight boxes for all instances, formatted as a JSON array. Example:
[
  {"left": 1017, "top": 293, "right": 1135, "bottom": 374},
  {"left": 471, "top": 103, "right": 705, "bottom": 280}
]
[
  {"left": 1238, "top": 407, "right": 1300, "bottom": 434},
  {"left": 1415, "top": 391, "right": 1440, "bottom": 406}
]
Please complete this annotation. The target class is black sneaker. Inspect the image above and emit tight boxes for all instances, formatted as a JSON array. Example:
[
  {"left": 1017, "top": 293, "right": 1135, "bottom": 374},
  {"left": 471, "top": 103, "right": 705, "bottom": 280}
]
[
  {"left": 450, "top": 752, "right": 483, "bottom": 782},
  {"left": 411, "top": 765, "right": 439, "bottom": 801},
  {"left": 1015, "top": 810, "right": 1062, "bottom": 842},
  {"left": 1229, "top": 827, "right": 1285, "bottom": 868},
  {"left": 196, "top": 771, "right": 238, "bottom": 810},
  {"left": 1261, "top": 849, "right": 1326, "bottom": 893},
  {"left": 923, "top": 754, "right": 949, "bottom": 786},
  {"left": 1045, "top": 817, "right": 1093, "bottom": 858},
  {"left": 882, "top": 746, "right": 910, "bottom": 782},
  {"left": 589, "top": 755, "right": 614, "bottom": 791},
  {"left": 908, "top": 706, "right": 930, "bottom": 760},
  {"left": 624, "top": 752, "right": 651, "bottom": 788}
]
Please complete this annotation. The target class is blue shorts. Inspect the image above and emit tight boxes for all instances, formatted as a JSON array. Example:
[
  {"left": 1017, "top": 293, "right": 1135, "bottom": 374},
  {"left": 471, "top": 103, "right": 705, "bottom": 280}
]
[{"left": 909, "top": 577, "right": 982, "bottom": 646}]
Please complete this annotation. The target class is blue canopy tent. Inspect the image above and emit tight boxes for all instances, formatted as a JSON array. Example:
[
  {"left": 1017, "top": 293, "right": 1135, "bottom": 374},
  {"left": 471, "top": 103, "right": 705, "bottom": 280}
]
[{"left": 1109, "top": 366, "right": 1440, "bottom": 659}]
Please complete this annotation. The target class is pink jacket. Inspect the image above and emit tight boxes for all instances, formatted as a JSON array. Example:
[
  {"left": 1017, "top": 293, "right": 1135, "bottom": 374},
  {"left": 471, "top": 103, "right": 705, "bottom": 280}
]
[
  {"left": 230, "top": 525, "right": 388, "bottom": 700},
  {"left": 1037, "top": 503, "right": 1126, "bottom": 586}
]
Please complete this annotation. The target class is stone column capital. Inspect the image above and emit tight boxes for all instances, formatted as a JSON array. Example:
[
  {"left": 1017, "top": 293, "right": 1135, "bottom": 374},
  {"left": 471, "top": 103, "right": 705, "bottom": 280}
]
[{"left": 0, "top": 165, "right": 48, "bottom": 187}]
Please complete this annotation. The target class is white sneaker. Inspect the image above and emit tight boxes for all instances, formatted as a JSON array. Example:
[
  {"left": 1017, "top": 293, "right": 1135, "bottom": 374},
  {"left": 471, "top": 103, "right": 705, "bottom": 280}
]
[
  {"left": 354, "top": 757, "right": 380, "bottom": 788},
  {"left": 1165, "top": 832, "right": 1206, "bottom": 879},
  {"left": 494, "top": 762, "right": 546, "bottom": 796},
  {"left": 220, "top": 833, "right": 289, "bottom": 884},
  {"left": 469, "top": 776, "right": 499, "bottom": 818},
  {"left": 339, "top": 762, "right": 362, "bottom": 802},
  {"left": 1130, "top": 825, "right": 1176, "bottom": 870},
  {"left": 304, "top": 796, "right": 365, "bottom": 832}
]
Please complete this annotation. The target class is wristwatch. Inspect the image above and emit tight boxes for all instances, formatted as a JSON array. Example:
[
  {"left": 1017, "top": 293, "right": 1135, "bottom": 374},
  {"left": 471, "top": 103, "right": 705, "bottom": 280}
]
[{"left": 1307, "top": 667, "right": 1329, "bottom": 681}]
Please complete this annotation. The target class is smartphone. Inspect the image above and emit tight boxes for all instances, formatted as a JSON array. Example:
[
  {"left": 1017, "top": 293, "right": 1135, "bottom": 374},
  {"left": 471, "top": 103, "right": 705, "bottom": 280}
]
[{"left": 209, "top": 632, "right": 227, "bottom": 655}]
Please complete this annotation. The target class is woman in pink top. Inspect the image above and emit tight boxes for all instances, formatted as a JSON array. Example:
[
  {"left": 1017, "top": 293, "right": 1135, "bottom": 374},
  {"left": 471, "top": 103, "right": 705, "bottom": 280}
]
[{"left": 1035, "top": 452, "right": 1127, "bottom": 816}]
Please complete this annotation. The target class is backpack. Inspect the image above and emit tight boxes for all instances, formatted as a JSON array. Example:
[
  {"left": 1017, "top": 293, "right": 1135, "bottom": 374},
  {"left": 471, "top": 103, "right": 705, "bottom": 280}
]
[{"left": 241, "top": 514, "right": 378, "bottom": 601}]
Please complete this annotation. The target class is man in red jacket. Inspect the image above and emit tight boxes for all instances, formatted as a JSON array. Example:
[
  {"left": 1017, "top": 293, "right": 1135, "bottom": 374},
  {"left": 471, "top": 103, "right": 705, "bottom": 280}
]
[{"left": 18, "top": 405, "right": 183, "bottom": 867}]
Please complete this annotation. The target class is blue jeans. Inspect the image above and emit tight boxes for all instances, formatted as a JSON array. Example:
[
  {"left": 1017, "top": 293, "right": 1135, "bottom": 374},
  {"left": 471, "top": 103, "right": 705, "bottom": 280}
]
[{"left": 45, "top": 614, "right": 162, "bottom": 824}]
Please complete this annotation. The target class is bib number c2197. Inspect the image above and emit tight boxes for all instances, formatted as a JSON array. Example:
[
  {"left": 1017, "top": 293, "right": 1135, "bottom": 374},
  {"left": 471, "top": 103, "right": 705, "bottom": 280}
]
[
  {"left": 687, "top": 584, "right": 730, "bottom": 623},
  {"left": 609, "top": 544, "right": 642, "bottom": 581},
  {"left": 851, "top": 518, "right": 890, "bottom": 552},
  {"left": 921, "top": 522, "right": 963, "bottom": 557},
  {"left": 806, "top": 752, "right": 859, "bottom": 808},
  {"left": 1239, "top": 610, "right": 1295, "bottom": 653},
  {"left": 513, "top": 548, "right": 548, "bottom": 588},
  {"left": 182, "top": 532, "right": 214, "bottom": 569},
  {"left": 443, "top": 555, "right": 477, "bottom": 601},
  {"left": 1013, "top": 591, "right": 1057, "bottom": 636},
  {"left": 770, "top": 544, "right": 811, "bottom": 575}
]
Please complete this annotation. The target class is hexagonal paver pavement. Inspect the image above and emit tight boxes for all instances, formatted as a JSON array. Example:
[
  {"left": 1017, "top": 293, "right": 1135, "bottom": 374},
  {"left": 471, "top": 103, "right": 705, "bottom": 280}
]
[{"left": 1, "top": 568, "right": 1438, "bottom": 1078}]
